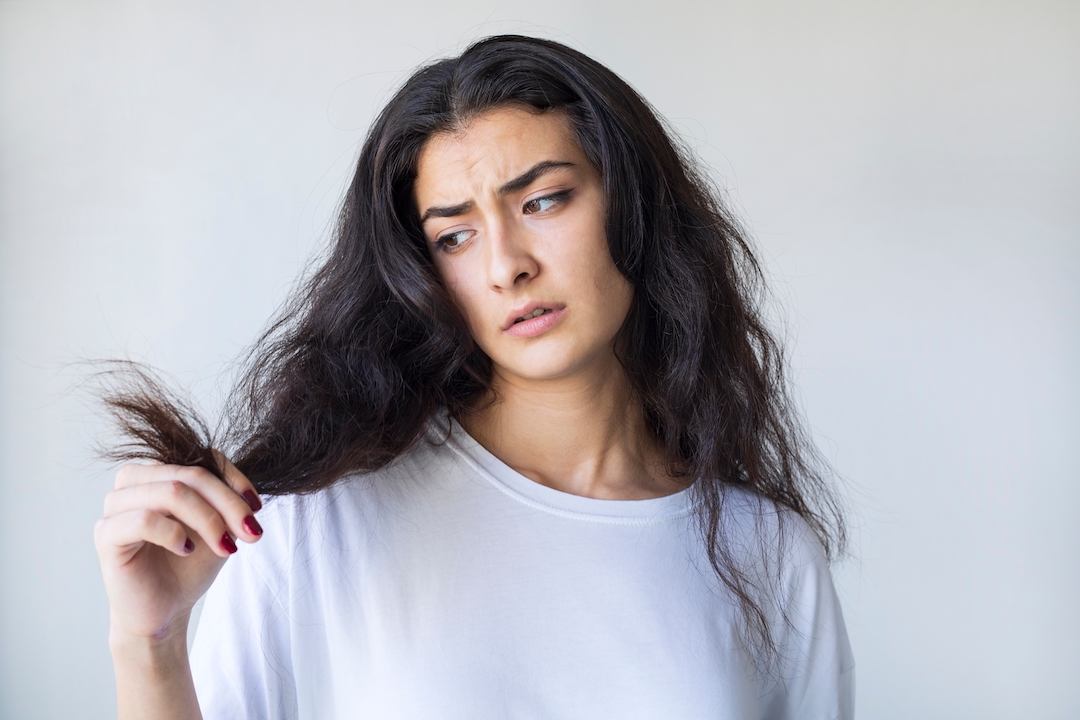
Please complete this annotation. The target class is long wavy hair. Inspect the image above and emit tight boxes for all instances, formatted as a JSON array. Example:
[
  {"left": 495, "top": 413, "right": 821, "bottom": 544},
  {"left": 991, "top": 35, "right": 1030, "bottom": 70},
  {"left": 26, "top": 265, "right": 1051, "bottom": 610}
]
[{"left": 100, "top": 34, "right": 844, "bottom": 663}]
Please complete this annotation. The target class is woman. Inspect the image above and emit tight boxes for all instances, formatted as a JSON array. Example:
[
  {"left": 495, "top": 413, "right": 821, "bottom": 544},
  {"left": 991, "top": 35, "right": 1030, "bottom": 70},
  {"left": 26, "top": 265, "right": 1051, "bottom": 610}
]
[{"left": 95, "top": 35, "right": 853, "bottom": 718}]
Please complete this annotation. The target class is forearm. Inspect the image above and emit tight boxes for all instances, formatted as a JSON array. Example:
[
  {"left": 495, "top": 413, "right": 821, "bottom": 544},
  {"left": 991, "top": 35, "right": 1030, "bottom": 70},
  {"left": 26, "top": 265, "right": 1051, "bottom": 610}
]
[{"left": 110, "top": 622, "right": 202, "bottom": 720}]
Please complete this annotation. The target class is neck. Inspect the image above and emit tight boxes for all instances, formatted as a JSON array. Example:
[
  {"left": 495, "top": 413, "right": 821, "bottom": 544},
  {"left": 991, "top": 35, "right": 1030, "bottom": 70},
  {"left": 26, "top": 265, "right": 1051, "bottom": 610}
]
[{"left": 459, "top": 357, "right": 684, "bottom": 500}]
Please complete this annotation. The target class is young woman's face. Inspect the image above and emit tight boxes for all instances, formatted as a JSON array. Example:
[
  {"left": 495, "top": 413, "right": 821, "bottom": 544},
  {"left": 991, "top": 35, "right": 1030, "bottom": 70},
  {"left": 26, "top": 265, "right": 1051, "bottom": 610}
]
[{"left": 415, "top": 105, "right": 634, "bottom": 384}]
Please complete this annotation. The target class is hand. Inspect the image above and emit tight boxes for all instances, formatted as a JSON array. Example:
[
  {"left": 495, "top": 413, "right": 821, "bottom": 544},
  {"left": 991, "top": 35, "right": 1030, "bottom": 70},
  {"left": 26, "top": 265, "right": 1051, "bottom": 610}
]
[{"left": 94, "top": 453, "right": 264, "bottom": 645}]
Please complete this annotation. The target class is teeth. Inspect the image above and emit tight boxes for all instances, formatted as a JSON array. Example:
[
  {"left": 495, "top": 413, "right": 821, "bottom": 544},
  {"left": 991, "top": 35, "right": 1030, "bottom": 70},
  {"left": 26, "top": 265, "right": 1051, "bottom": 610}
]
[{"left": 516, "top": 308, "right": 550, "bottom": 323}]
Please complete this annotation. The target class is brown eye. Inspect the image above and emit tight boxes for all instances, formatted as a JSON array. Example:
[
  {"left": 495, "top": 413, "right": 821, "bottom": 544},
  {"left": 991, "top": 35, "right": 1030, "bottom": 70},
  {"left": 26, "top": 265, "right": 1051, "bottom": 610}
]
[
  {"left": 436, "top": 230, "right": 470, "bottom": 252},
  {"left": 523, "top": 192, "right": 569, "bottom": 215}
]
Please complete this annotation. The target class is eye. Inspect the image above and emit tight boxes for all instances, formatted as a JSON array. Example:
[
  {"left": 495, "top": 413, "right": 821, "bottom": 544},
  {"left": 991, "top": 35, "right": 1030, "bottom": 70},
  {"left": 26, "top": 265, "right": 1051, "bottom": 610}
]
[
  {"left": 523, "top": 191, "right": 570, "bottom": 215},
  {"left": 434, "top": 229, "right": 472, "bottom": 252}
]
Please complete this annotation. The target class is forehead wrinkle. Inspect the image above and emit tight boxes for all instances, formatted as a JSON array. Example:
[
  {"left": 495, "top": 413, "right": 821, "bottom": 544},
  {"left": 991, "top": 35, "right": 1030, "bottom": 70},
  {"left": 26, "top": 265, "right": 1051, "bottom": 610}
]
[
  {"left": 416, "top": 106, "right": 579, "bottom": 211},
  {"left": 423, "top": 138, "right": 527, "bottom": 206},
  {"left": 427, "top": 152, "right": 501, "bottom": 209}
]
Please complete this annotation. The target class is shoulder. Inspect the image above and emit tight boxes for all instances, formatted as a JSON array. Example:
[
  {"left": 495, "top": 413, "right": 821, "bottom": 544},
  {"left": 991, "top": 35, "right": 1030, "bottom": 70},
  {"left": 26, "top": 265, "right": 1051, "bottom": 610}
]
[
  {"left": 713, "top": 489, "right": 855, "bottom": 717},
  {"left": 234, "top": 433, "right": 461, "bottom": 569},
  {"left": 711, "top": 486, "right": 831, "bottom": 580},
  {"left": 189, "top": 439, "right": 458, "bottom": 713}
]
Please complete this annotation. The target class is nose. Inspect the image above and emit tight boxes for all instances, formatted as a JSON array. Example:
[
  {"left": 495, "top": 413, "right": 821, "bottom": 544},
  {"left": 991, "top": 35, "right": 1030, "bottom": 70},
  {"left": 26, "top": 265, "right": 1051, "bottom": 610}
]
[{"left": 484, "top": 217, "right": 538, "bottom": 290}]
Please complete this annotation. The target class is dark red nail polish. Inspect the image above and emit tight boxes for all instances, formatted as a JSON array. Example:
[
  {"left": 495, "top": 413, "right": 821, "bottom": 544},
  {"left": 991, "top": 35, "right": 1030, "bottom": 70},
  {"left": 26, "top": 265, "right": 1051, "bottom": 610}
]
[
  {"left": 183, "top": 537, "right": 195, "bottom": 554},
  {"left": 243, "top": 515, "right": 263, "bottom": 537},
  {"left": 220, "top": 532, "right": 238, "bottom": 555},
  {"left": 242, "top": 490, "right": 262, "bottom": 513}
]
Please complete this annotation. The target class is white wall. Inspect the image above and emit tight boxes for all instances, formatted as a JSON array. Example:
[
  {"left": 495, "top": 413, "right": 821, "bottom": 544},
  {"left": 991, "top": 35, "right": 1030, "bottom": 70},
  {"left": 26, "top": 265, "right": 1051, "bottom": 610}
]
[{"left": 1, "top": 1, "right": 1076, "bottom": 717}]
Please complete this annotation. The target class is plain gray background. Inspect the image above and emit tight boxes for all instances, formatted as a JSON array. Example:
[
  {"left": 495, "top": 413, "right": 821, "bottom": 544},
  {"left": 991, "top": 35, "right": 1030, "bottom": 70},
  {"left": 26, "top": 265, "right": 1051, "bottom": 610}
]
[{"left": 1, "top": 1, "right": 1077, "bottom": 717}]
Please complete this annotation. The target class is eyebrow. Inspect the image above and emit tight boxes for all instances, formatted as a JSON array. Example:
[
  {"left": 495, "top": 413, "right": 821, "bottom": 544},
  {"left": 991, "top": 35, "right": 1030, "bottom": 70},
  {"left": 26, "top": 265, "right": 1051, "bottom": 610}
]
[{"left": 419, "top": 160, "right": 575, "bottom": 224}]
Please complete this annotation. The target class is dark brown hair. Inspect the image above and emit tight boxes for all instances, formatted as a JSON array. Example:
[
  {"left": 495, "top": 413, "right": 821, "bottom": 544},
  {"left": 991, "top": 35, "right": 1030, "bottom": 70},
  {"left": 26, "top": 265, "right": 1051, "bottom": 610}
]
[{"left": 99, "top": 34, "right": 844, "bottom": 663}]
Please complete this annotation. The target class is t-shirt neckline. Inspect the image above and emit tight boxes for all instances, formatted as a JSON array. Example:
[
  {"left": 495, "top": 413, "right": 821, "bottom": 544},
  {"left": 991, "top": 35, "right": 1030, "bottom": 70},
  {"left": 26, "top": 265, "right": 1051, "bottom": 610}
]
[{"left": 439, "top": 415, "right": 698, "bottom": 525}]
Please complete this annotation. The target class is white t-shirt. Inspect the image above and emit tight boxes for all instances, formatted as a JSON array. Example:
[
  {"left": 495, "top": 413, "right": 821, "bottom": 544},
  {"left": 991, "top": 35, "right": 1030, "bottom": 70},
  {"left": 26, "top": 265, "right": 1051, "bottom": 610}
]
[{"left": 190, "top": 418, "right": 854, "bottom": 719}]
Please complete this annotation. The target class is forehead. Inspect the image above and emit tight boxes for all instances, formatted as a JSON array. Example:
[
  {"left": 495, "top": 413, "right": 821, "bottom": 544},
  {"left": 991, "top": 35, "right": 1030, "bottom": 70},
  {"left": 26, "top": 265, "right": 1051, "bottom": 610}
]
[{"left": 415, "top": 106, "right": 585, "bottom": 202}]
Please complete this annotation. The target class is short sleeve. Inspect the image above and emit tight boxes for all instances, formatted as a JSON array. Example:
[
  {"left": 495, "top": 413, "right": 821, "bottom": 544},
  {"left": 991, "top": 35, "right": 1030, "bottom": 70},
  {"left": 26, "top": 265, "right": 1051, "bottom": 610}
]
[
  {"left": 189, "top": 497, "right": 299, "bottom": 720},
  {"left": 757, "top": 520, "right": 856, "bottom": 720}
]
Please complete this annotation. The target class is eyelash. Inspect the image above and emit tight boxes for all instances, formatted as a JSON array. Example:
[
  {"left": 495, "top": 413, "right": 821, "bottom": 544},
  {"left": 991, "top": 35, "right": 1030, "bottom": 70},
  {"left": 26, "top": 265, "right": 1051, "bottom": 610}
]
[
  {"left": 433, "top": 229, "right": 471, "bottom": 253},
  {"left": 433, "top": 190, "right": 573, "bottom": 252},
  {"left": 523, "top": 190, "right": 571, "bottom": 215}
]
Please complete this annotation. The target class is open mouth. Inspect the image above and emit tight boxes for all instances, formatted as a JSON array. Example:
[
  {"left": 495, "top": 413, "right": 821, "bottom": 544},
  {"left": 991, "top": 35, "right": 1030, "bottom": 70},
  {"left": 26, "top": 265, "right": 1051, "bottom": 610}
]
[{"left": 514, "top": 308, "right": 552, "bottom": 324}]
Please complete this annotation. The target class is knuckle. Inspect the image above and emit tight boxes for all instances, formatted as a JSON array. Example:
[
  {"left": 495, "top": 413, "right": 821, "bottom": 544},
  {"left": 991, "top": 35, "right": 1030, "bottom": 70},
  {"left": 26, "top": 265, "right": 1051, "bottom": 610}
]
[
  {"left": 133, "top": 509, "right": 156, "bottom": 532},
  {"left": 114, "top": 464, "right": 133, "bottom": 487},
  {"left": 177, "top": 466, "right": 206, "bottom": 484},
  {"left": 168, "top": 524, "right": 187, "bottom": 546},
  {"left": 166, "top": 480, "right": 189, "bottom": 501},
  {"left": 103, "top": 489, "right": 118, "bottom": 514},
  {"left": 198, "top": 504, "right": 225, "bottom": 531}
]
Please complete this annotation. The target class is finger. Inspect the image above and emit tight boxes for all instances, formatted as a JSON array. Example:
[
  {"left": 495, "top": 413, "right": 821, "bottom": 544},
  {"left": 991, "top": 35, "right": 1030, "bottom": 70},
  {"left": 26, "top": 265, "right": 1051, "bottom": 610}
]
[
  {"left": 114, "top": 461, "right": 186, "bottom": 489},
  {"left": 94, "top": 509, "right": 195, "bottom": 560},
  {"left": 113, "top": 459, "right": 263, "bottom": 537},
  {"left": 167, "top": 465, "right": 263, "bottom": 544},
  {"left": 211, "top": 450, "right": 262, "bottom": 514},
  {"left": 113, "top": 459, "right": 263, "bottom": 545},
  {"left": 103, "top": 481, "right": 245, "bottom": 558},
  {"left": 115, "top": 468, "right": 262, "bottom": 546}
]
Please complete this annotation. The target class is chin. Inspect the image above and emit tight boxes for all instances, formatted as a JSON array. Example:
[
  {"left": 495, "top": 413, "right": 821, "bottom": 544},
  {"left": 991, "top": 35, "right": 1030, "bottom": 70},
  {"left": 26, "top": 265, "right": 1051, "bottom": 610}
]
[
  {"left": 493, "top": 344, "right": 612, "bottom": 383},
  {"left": 497, "top": 359, "right": 574, "bottom": 383}
]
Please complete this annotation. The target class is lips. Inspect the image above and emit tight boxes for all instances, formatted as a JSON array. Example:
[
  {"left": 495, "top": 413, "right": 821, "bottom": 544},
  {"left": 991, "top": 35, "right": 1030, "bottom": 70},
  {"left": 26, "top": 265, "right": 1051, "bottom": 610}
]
[
  {"left": 503, "top": 301, "right": 567, "bottom": 338},
  {"left": 503, "top": 301, "right": 558, "bottom": 331},
  {"left": 515, "top": 307, "right": 552, "bottom": 323}
]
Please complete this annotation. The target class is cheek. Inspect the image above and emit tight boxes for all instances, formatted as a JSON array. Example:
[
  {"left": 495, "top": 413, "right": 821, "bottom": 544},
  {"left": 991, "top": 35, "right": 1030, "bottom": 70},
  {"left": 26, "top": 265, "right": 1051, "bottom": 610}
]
[
  {"left": 562, "top": 222, "right": 626, "bottom": 295},
  {"left": 435, "top": 260, "right": 490, "bottom": 333},
  {"left": 556, "top": 200, "right": 615, "bottom": 284},
  {"left": 574, "top": 231, "right": 634, "bottom": 326}
]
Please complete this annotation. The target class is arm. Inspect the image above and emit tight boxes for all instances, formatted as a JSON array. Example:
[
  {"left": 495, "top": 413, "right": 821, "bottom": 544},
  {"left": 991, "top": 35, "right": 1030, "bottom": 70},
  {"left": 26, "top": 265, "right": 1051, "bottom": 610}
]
[{"left": 111, "top": 619, "right": 200, "bottom": 720}]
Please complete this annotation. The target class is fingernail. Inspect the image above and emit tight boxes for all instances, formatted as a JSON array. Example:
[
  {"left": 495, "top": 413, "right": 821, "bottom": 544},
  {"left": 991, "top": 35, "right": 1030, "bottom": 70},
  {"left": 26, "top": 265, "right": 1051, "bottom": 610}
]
[
  {"left": 242, "top": 490, "right": 262, "bottom": 513},
  {"left": 242, "top": 515, "right": 263, "bottom": 537},
  {"left": 220, "top": 532, "right": 238, "bottom": 555},
  {"left": 183, "top": 537, "right": 195, "bottom": 554}
]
